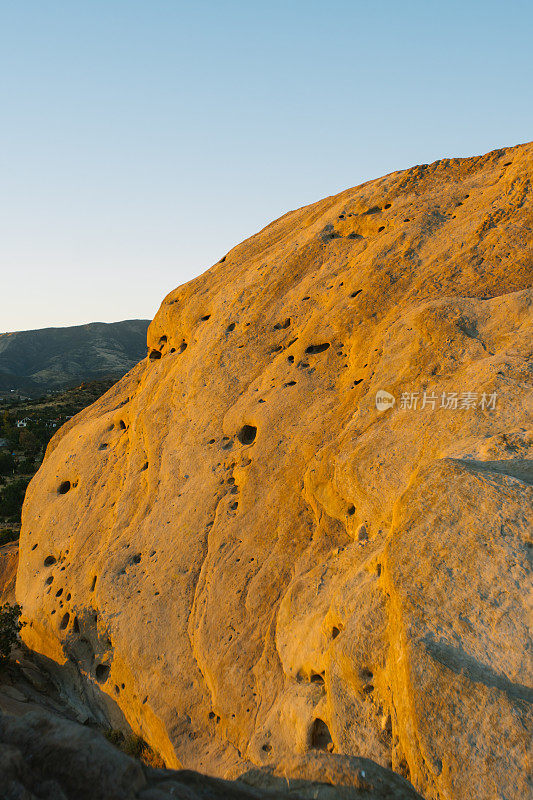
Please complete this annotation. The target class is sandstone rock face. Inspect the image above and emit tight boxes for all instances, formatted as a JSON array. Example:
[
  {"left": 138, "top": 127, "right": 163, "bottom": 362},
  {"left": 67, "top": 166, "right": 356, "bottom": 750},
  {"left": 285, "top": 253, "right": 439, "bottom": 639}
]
[{"left": 16, "top": 143, "right": 533, "bottom": 800}]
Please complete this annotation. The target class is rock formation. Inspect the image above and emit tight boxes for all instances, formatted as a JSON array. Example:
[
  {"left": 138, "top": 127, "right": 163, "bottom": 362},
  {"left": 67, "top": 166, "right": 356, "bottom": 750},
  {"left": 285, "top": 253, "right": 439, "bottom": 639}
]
[{"left": 16, "top": 143, "right": 533, "bottom": 800}]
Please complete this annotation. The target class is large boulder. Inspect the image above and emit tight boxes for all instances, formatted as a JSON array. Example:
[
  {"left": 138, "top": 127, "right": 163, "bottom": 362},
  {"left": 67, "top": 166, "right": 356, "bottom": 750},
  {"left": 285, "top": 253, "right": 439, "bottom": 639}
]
[{"left": 16, "top": 143, "right": 533, "bottom": 800}]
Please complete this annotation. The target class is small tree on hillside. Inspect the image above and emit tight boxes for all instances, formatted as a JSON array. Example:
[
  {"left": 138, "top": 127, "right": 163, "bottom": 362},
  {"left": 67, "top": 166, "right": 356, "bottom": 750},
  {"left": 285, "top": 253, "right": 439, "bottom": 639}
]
[
  {"left": 0, "top": 478, "right": 30, "bottom": 520},
  {"left": 19, "top": 429, "right": 39, "bottom": 456}
]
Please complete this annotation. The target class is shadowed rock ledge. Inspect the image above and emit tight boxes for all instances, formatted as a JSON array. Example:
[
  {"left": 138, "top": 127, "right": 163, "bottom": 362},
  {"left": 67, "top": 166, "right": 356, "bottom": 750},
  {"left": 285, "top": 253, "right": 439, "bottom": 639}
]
[{"left": 0, "top": 709, "right": 424, "bottom": 799}]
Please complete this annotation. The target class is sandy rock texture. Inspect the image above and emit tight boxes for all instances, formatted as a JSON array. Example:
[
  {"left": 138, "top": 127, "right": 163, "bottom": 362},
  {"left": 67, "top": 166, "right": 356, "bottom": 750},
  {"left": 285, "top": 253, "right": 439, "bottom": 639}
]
[{"left": 16, "top": 143, "right": 533, "bottom": 800}]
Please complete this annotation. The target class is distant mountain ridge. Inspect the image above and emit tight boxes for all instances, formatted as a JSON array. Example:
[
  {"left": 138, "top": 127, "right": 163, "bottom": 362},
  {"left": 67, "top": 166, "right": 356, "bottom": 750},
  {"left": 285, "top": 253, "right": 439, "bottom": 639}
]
[{"left": 0, "top": 319, "right": 150, "bottom": 393}]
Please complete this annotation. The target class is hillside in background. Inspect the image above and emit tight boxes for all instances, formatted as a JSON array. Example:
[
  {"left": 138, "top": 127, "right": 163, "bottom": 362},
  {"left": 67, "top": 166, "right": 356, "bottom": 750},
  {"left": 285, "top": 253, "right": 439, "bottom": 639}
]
[{"left": 0, "top": 320, "right": 150, "bottom": 394}]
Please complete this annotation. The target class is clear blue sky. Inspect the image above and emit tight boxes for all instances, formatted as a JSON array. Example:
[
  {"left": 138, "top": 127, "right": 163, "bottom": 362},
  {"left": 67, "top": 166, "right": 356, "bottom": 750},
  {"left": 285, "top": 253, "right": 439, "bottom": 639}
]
[{"left": 1, "top": 0, "right": 531, "bottom": 331}]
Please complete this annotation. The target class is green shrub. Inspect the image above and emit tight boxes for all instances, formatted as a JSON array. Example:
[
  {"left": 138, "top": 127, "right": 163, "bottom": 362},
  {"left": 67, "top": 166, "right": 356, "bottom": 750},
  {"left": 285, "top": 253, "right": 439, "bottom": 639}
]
[
  {"left": 0, "top": 478, "right": 30, "bottom": 519},
  {"left": 104, "top": 729, "right": 165, "bottom": 768},
  {"left": 0, "top": 529, "right": 18, "bottom": 546},
  {"left": 0, "top": 603, "right": 22, "bottom": 663},
  {"left": 0, "top": 452, "right": 15, "bottom": 475},
  {"left": 104, "top": 728, "right": 125, "bottom": 747}
]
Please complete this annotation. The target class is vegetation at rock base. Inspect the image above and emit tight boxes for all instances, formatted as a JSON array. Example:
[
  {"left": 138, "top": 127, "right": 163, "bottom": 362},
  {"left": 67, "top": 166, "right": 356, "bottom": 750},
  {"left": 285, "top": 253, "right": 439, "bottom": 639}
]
[
  {"left": 104, "top": 728, "right": 165, "bottom": 769},
  {"left": 0, "top": 602, "right": 22, "bottom": 663}
]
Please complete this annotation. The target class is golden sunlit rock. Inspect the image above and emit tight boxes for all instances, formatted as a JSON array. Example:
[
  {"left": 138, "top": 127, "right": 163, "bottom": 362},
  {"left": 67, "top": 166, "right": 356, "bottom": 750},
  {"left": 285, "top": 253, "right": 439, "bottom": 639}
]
[{"left": 16, "top": 142, "right": 533, "bottom": 800}]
